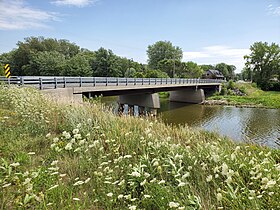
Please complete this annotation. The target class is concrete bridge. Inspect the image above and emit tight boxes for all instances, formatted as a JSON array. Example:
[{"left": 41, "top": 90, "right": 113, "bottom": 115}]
[{"left": 1, "top": 76, "right": 223, "bottom": 109}]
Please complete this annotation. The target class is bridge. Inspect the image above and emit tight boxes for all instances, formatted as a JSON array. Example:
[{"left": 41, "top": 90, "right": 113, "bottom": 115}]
[{"left": 0, "top": 76, "right": 223, "bottom": 110}]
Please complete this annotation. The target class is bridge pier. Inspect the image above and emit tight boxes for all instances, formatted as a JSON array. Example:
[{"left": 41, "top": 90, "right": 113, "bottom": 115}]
[
  {"left": 118, "top": 93, "right": 160, "bottom": 111},
  {"left": 169, "top": 89, "right": 205, "bottom": 103}
]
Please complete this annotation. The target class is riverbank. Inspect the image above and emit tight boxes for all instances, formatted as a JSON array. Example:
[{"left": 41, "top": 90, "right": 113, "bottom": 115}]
[
  {"left": 0, "top": 86, "right": 279, "bottom": 209},
  {"left": 207, "top": 83, "right": 280, "bottom": 109}
]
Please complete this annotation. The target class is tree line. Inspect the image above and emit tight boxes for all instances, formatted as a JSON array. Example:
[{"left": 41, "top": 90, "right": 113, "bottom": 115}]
[{"left": 0, "top": 37, "right": 279, "bottom": 90}]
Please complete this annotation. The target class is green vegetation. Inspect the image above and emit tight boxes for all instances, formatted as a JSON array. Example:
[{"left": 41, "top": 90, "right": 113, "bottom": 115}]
[
  {"left": 0, "top": 85, "right": 279, "bottom": 209},
  {"left": 209, "top": 82, "right": 280, "bottom": 108},
  {"left": 0, "top": 36, "right": 237, "bottom": 80},
  {"left": 243, "top": 42, "right": 280, "bottom": 91}
]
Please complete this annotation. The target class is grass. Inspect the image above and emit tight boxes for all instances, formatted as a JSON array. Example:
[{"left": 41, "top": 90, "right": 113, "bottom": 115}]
[
  {"left": 0, "top": 85, "right": 279, "bottom": 209},
  {"left": 208, "top": 83, "right": 280, "bottom": 108}
]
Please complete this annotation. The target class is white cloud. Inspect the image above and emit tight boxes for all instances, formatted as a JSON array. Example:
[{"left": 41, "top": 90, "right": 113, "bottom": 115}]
[
  {"left": 183, "top": 45, "right": 250, "bottom": 72},
  {"left": 51, "top": 0, "right": 99, "bottom": 7},
  {"left": 267, "top": 4, "right": 280, "bottom": 16},
  {"left": 0, "top": 0, "right": 58, "bottom": 30}
]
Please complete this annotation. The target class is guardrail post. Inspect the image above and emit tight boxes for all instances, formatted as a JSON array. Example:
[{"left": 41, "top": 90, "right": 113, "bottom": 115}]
[
  {"left": 166, "top": 78, "right": 168, "bottom": 84},
  {"left": 126, "top": 78, "right": 128, "bottom": 86},
  {"left": 106, "top": 77, "right": 108, "bottom": 86},
  {"left": 39, "top": 78, "right": 43, "bottom": 90},
  {"left": 20, "top": 77, "right": 24, "bottom": 86},
  {"left": 94, "top": 77, "right": 96, "bottom": 86},
  {"left": 117, "top": 77, "right": 119, "bottom": 86},
  {"left": 79, "top": 77, "right": 82, "bottom": 87},
  {"left": 161, "top": 78, "right": 163, "bottom": 84},
  {"left": 142, "top": 78, "right": 144, "bottom": 85},
  {"left": 134, "top": 78, "right": 136, "bottom": 85},
  {"left": 54, "top": 77, "right": 57, "bottom": 89},
  {"left": 155, "top": 78, "right": 156, "bottom": 85},
  {"left": 149, "top": 78, "right": 150, "bottom": 85},
  {"left": 64, "top": 77, "right": 66, "bottom": 88}
]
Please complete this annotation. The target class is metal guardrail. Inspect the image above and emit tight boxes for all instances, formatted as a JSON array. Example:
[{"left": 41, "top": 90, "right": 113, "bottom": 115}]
[{"left": 0, "top": 76, "right": 223, "bottom": 90}]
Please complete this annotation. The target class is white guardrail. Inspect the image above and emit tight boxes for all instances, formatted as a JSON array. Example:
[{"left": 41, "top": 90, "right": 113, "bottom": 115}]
[{"left": 0, "top": 76, "right": 223, "bottom": 90}]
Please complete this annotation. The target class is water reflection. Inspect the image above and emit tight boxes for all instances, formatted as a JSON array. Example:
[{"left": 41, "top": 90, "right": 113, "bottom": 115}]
[
  {"left": 159, "top": 100, "right": 280, "bottom": 148},
  {"left": 101, "top": 97, "right": 280, "bottom": 148}
]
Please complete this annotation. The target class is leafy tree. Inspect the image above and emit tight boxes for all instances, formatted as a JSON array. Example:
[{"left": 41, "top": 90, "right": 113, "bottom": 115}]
[
  {"left": 145, "top": 69, "right": 169, "bottom": 78},
  {"left": 147, "top": 41, "right": 183, "bottom": 71},
  {"left": 179, "top": 61, "right": 203, "bottom": 78},
  {"left": 199, "top": 64, "right": 215, "bottom": 72},
  {"left": 24, "top": 51, "right": 66, "bottom": 76},
  {"left": 244, "top": 42, "right": 280, "bottom": 90},
  {"left": 158, "top": 59, "right": 181, "bottom": 77},
  {"left": 92, "top": 48, "right": 121, "bottom": 77},
  {"left": 64, "top": 53, "right": 92, "bottom": 76}
]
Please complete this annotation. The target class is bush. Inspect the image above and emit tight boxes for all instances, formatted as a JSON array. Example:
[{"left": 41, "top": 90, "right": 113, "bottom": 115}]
[{"left": 227, "top": 80, "right": 235, "bottom": 90}]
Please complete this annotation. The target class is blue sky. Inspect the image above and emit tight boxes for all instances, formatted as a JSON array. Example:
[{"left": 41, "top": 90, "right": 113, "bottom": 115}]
[{"left": 0, "top": 0, "right": 279, "bottom": 72}]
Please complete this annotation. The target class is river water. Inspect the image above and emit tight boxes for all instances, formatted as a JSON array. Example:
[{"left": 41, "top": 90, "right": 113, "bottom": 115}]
[{"left": 102, "top": 97, "right": 280, "bottom": 148}]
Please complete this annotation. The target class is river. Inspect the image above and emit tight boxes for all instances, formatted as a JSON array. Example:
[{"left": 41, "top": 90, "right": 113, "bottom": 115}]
[{"left": 101, "top": 97, "right": 280, "bottom": 148}]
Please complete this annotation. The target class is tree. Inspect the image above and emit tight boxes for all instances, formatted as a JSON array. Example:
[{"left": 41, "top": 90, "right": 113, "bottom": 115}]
[
  {"left": 158, "top": 59, "right": 181, "bottom": 77},
  {"left": 179, "top": 61, "right": 204, "bottom": 78},
  {"left": 92, "top": 48, "right": 121, "bottom": 77},
  {"left": 199, "top": 64, "right": 215, "bottom": 72},
  {"left": 147, "top": 41, "right": 183, "bottom": 71},
  {"left": 145, "top": 69, "right": 169, "bottom": 78},
  {"left": 244, "top": 42, "right": 280, "bottom": 90},
  {"left": 64, "top": 53, "right": 92, "bottom": 76},
  {"left": 24, "top": 51, "right": 66, "bottom": 76}
]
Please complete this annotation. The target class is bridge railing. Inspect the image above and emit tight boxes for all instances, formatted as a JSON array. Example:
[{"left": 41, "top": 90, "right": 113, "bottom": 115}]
[{"left": 0, "top": 76, "right": 223, "bottom": 90}]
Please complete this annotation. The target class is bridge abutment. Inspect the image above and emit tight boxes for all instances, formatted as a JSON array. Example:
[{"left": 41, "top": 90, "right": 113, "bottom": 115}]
[
  {"left": 42, "top": 88, "right": 83, "bottom": 103},
  {"left": 169, "top": 89, "right": 205, "bottom": 104}
]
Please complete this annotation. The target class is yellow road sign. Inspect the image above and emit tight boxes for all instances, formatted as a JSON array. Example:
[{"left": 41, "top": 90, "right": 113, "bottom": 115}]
[{"left": 4, "top": 64, "right": 11, "bottom": 79}]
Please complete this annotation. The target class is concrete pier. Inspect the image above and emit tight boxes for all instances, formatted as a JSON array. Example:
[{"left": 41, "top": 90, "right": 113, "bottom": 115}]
[
  {"left": 118, "top": 93, "right": 160, "bottom": 109},
  {"left": 169, "top": 89, "right": 205, "bottom": 104}
]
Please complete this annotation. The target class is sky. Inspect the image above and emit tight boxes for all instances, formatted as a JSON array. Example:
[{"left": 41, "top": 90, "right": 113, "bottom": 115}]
[{"left": 0, "top": 0, "right": 280, "bottom": 73}]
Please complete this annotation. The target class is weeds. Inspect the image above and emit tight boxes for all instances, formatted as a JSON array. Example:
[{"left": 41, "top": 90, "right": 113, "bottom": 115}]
[{"left": 0, "top": 85, "right": 279, "bottom": 209}]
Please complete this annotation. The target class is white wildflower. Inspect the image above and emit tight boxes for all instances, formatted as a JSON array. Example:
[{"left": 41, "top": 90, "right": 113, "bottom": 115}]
[
  {"left": 206, "top": 175, "right": 213, "bottom": 182},
  {"left": 53, "top": 137, "right": 59, "bottom": 143},
  {"left": 2, "top": 183, "right": 11, "bottom": 188},
  {"left": 131, "top": 171, "right": 141, "bottom": 177},
  {"left": 118, "top": 194, "right": 124, "bottom": 199},
  {"left": 47, "top": 184, "right": 59, "bottom": 191},
  {"left": 144, "top": 194, "right": 151, "bottom": 198},
  {"left": 178, "top": 182, "right": 186, "bottom": 187},
  {"left": 140, "top": 179, "right": 147, "bottom": 186},
  {"left": 73, "top": 181, "right": 84, "bottom": 186},
  {"left": 46, "top": 133, "right": 51, "bottom": 138},
  {"left": 169, "top": 201, "right": 180, "bottom": 208},
  {"left": 73, "top": 129, "right": 79, "bottom": 135},
  {"left": 107, "top": 192, "right": 113, "bottom": 197},
  {"left": 73, "top": 197, "right": 80, "bottom": 201},
  {"left": 65, "top": 142, "right": 73, "bottom": 150},
  {"left": 217, "top": 193, "right": 223, "bottom": 201},
  {"left": 182, "top": 172, "right": 190, "bottom": 179},
  {"left": 158, "top": 180, "right": 165, "bottom": 185},
  {"left": 128, "top": 205, "right": 137, "bottom": 210},
  {"left": 28, "top": 152, "right": 36, "bottom": 155},
  {"left": 10, "top": 162, "right": 20, "bottom": 167}
]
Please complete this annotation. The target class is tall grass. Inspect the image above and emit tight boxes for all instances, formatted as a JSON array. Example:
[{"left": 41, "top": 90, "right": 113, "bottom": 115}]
[{"left": 0, "top": 85, "right": 279, "bottom": 209}]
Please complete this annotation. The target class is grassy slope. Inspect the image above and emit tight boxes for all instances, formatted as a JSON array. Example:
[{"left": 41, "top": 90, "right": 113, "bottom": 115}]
[
  {"left": 208, "top": 83, "right": 280, "bottom": 108},
  {"left": 0, "top": 86, "right": 279, "bottom": 209}
]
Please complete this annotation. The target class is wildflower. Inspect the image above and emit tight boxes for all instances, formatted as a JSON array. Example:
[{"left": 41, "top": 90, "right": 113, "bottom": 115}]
[
  {"left": 47, "top": 185, "right": 59, "bottom": 191},
  {"left": 73, "top": 129, "right": 79, "bottom": 135},
  {"left": 124, "top": 155, "right": 132, "bottom": 159},
  {"left": 217, "top": 193, "right": 223, "bottom": 201},
  {"left": 60, "top": 174, "right": 67, "bottom": 177},
  {"left": 65, "top": 142, "right": 73, "bottom": 150},
  {"left": 140, "top": 179, "right": 147, "bottom": 186},
  {"left": 144, "top": 172, "right": 150, "bottom": 178},
  {"left": 221, "top": 163, "right": 229, "bottom": 176},
  {"left": 73, "top": 181, "right": 84, "bottom": 186},
  {"left": 131, "top": 171, "right": 141, "bottom": 177},
  {"left": 118, "top": 194, "right": 124, "bottom": 199},
  {"left": 46, "top": 133, "right": 51, "bottom": 138},
  {"left": 51, "top": 160, "right": 58, "bottom": 165},
  {"left": 2, "top": 183, "right": 11, "bottom": 188},
  {"left": 28, "top": 152, "right": 36, "bottom": 155},
  {"left": 153, "top": 161, "right": 159, "bottom": 167},
  {"left": 107, "top": 192, "right": 113, "bottom": 197},
  {"left": 266, "top": 180, "right": 276, "bottom": 188},
  {"left": 129, "top": 205, "right": 137, "bottom": 210},
  {"left": 206, "top": 175, "right": 213, "bottom": 182},
  {"left": 10, "top": 162, "right": 20, "bottom": 167},
  {"left": 53, "top": 137, "right": 59, "bottom": 143},
  {"left": 74, "top": 134, "right": 82, "bottom": 140},
  {"left": 178, "top": 182, "right": 186, "bottom": 187},
  {"left": 144, "top": 194, "right": 151, "bottom": 198},
  {"left": 73, "top": 198, "right": 80, "bottom": 201},
  {"left": 62, "top": 131, "right": 71, "bottom": 139},
  {"left": 182, "top": 172, "right": 190, "bottom": 179},
  {"left": 169, "top": 201, "right": 180, "bottom": 208},
  {"left": 131, "top": 198, "right": 137, "bottom": 202},
  {"left": 158, "top": 180, "right": 165, "bottom": 185},
  {"left": 85, "top": 178, "right": 91, "bottom": 184}
]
